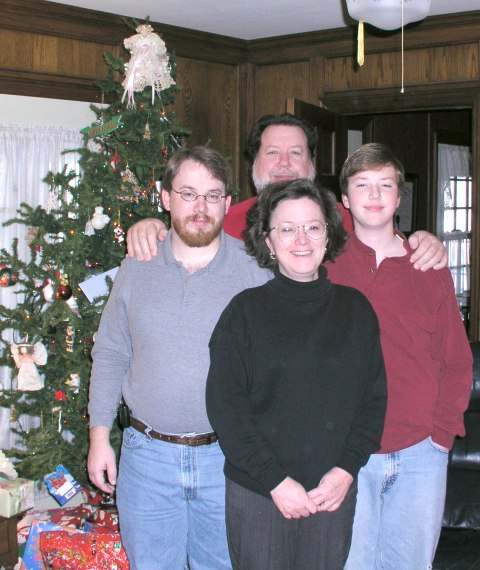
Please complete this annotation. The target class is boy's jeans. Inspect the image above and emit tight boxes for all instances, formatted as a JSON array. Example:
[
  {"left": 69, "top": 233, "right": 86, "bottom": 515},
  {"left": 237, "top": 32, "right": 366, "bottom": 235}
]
[{"left": 345, "top": 437, "right": 448, "bottom": 570}]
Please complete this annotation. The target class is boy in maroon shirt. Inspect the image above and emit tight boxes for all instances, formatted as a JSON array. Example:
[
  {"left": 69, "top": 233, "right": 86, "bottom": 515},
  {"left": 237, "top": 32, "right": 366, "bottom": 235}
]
[{"left": 326, "top": 143, "right": 472, "bottom": 570}]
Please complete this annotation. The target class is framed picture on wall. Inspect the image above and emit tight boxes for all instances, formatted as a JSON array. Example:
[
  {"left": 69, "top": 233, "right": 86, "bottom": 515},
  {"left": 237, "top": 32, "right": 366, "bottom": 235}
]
[{"left": 395, "top": 174, "right": 417, "bottom": 235}]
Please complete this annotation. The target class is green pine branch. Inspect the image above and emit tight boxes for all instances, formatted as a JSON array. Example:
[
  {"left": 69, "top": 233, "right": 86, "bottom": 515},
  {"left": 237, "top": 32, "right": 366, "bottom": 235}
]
[{"left": 0, "top": 20, "right": 189, "bottom": 486}]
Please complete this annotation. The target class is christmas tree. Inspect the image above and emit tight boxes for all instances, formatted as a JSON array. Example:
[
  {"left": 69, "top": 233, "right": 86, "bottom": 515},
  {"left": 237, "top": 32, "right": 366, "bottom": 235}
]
[{"left": 0, "top": 21, "right": 189, "bottom": 486}]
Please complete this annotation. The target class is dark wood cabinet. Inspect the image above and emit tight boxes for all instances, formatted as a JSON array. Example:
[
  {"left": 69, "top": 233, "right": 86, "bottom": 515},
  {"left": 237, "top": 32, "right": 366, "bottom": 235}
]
[{"left": 0, "top": 515, "right": 18, "bottom": 568}]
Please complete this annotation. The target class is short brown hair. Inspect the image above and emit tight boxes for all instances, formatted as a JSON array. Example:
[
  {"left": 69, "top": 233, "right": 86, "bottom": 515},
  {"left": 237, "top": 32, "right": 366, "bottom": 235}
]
[
  {"left": 162, "top": 146, "right": 233, "bottom": 196},
  {"left": 243, "top": 178, "right": 347, "bottom": 268},
  {"left": 339, "top": 143, "right": 405, "bottom": 196}
]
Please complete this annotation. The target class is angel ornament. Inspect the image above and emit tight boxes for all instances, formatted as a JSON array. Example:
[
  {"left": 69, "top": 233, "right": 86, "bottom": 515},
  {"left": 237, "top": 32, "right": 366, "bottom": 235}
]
[
  {"left": 10, "top": 340, "right": 48, "bottom": 391},
  {"left": 0, "top": 450, "right": 17, "bottom": 479},
  {"left": 122, "top": 24, "right": 175, "bottom": 108}
]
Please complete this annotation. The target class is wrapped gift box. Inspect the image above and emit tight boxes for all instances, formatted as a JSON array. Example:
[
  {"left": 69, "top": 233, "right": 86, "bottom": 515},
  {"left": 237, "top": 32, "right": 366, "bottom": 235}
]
[
  {"left": 21, "top": 519, "right": 82, "bottom": 570},
  {"left": 18, "top": 504, "right": 97, "bottom": 546},
  {"left": 82, "top": 486, "right": 106, "bottom": 506},
  {"left": 0, "top": 477, "right": 34, "bottom": 518},
  {"left": 82, "top": 521, "right": 113, "bottom": 534},
  {"left": 44, "top": 465, "right": 82, "bottom": 506},
  {"left": 88, "top": 505, "right": 119, "bottom": 531},
  {"left": 40, "top": 529, "right": 129, "bottom": 569}
]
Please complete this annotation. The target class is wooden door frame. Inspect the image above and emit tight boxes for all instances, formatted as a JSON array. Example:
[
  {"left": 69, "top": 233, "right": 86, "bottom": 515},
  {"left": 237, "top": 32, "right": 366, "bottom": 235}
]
[{"left": 321, "top": 90, "right": 480, "bottom": 340}]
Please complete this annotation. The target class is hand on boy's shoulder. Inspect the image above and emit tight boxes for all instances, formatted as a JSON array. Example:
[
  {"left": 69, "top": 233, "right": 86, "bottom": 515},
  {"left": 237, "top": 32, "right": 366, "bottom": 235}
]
[{"left": 408, "top": 231, "right": 448, "bottom": 271}]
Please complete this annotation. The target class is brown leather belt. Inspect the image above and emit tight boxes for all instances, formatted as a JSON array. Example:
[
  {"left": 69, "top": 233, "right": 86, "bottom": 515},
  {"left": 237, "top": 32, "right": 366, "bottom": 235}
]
[{"left": 129, "top": 416, "right": 218, "bottom": 446}]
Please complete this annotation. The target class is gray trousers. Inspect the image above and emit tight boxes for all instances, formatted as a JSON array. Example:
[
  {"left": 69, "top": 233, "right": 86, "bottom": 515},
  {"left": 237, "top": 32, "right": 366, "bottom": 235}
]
[{"left": 225, "top": 477, "right": 357, "bottom": 570}]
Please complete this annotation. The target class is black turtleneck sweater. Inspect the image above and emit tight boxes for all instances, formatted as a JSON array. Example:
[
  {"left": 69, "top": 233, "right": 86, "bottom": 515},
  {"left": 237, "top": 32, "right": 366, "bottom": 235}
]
[{"left": 206, "top": 266, "right": 387, "bottom": 498}]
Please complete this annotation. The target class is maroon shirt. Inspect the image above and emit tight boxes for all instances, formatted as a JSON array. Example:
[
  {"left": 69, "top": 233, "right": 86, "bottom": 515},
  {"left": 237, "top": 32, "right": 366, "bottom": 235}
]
[{"left": 326, "top": 232, "right": 472, "bottom": 452}]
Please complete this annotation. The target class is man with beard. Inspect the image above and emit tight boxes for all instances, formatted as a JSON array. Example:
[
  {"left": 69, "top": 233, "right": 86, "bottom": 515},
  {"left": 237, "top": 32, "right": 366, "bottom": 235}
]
[
  {"left": 127, "top": 114, "right": 447, "bottom": 271},
  {"left": 87, "top": 146, "right": 269, "bottom": 570}
]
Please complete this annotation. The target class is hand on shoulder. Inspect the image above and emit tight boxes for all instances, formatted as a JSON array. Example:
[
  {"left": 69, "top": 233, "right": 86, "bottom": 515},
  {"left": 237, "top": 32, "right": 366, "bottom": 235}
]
[{"left": 126, "top": 218, "right": 167, "bottom": 261}]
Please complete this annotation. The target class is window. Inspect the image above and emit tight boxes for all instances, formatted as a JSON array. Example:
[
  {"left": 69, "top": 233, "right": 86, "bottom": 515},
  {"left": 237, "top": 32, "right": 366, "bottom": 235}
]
[
  {"left": 437, "top": 143, "right": 471, "bottom": 327},
  {"left": 442, "top": 175, "right": 471, "bottom": 294},
  {"left": 0, "top": 123, "right": 82, "bottom": 449}
]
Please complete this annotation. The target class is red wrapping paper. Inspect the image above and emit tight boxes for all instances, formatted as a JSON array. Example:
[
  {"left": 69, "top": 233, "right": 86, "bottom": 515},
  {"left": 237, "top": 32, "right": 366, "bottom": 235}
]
[
  {"left": 89, "top": 506, "right": 119, "bottom": 531},
  {"left": 40, "top": 529, "right": 129, "bottom": 569}
]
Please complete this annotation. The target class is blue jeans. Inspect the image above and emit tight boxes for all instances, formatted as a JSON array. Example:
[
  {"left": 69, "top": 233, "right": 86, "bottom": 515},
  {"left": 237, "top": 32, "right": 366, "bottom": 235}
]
[
  {"left": 344, "top": 437, "right": 448, "bottom": 570},
  {"left": 116, "top": 427, "right": 232, "bottom": 570}
]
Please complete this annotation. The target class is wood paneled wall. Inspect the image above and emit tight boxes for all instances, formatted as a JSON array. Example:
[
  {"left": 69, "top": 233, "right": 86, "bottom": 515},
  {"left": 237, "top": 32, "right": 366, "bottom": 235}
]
[
  {"left": 1, "top": 1, "right": 480, "bottom": 336},
  {"left": 248, "top": 14, "right": 480, "bottom": 112},
  {"left": 2, "top": 1, "right": 479, "bottom": 186},
  {"left": 0, "top": 0, "right": 246, "bottom": 185}
]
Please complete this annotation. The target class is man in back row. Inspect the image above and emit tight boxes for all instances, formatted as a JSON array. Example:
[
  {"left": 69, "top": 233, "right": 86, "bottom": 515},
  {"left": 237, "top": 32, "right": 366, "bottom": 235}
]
[{"left": 127, "top": 113, "right": 447, "bottom": 270}]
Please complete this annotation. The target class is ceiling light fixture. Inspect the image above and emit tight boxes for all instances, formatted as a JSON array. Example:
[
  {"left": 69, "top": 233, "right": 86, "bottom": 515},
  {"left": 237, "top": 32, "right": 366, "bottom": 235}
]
[{"left": 346, "top": 0, "right": 431, "bottom": 91}]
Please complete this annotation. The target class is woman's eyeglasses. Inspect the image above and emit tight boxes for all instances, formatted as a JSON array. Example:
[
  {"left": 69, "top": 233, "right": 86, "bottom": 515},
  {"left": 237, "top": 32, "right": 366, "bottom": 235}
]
[{"left": 268, "top": 221, "right": 328, "bottom": 244}]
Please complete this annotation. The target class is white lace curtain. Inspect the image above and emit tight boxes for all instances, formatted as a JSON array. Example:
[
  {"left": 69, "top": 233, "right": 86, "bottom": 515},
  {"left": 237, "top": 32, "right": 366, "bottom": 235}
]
[
  {"left": 0, "top": 124, "right": 82, "bottom": 449},
  {"left": 437, "top": 143, "right": 471, "bottom": 297}
]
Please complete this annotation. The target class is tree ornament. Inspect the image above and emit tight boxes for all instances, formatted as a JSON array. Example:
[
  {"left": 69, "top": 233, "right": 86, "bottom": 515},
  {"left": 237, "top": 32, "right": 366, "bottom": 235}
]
[
  {"left": 85, "top": 261, "right": 103, "bottom": 279},
  {"left": 121, "top": 167, "right": 142, "bottom": 195},
  {"left": 55, "top": 275, "right": 72, "bottom": 301},
  {"left": 44, "top": 231, "right": 66, "bottom": 244},
  {"left": 146, "top": 169, "right": 162, "bottom": 211},
  {"left": 25, "top": 226, "right": 37, "bottom": 245},
  {"left": 66, "top": 296, "right": 81, "bottom": 317},
  {"left": 42, "top": 278, "right": 55, "bottom": 302},
  {"left": 45, "top": 183, "right": 61, "bottom": 214},
  {"left": 65, "top": 373, "right": 81, "bottom": 394},
  {"left": 149, "top": 179, "right": 159, "bottom": 208},
  {"left": 120, "top": 170, "right": 142, "bottom": 202},
  {"left": 122, "top": 24, "right": 175, "bottom": 108},
  {"left": 143, "top": 122, "right": 151, "bottom": 140},
  {"left": 65, "top": 324, "right": 75, "bottom": 353},
  {"left": 109, "top": 148, "right": 123, "bottom": 172},
  {"left": 170, "top": 134, "right": 183, "bottom": 149},
  {"left": 0, "top": 450, "right": 18, "bottom": 479},
  {"left": 10, "top": 340, "right": 48, "bottom": 391},
  {"left": 9, "top": 405, "right": 17, "bottom": 423},
  {"left": 84, "top": 220, "right": 95, "bottom": 236},
  {"left": 90, "top": 207, "right": 111, "bottom": 230},
  {"left": 0, "top": 266, "right": 17, "bottom": 287},
  {"left": 86, "top": 260, "right": 101, "bottom": 271},
  {"left": 80, "top": 115, "right": 123, "bottom": 139},
  {"left": 114, "top": 225, "right": 126, "bottom": 244}
]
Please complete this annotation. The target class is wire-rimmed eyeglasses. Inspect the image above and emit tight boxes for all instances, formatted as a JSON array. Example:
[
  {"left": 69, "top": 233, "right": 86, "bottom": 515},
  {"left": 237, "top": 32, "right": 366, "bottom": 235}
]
[
  {"left": 268, "top": 221, "right": 328, "bottom": 244},
  {"left": 172, "top": 188, "right": 227, "bottom": 204}
]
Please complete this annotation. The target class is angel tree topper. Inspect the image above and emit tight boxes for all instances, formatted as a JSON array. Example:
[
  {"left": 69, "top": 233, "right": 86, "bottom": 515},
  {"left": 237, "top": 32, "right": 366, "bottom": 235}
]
[{"left": 122, "top": 24, "right": 175, "bottom": 108}]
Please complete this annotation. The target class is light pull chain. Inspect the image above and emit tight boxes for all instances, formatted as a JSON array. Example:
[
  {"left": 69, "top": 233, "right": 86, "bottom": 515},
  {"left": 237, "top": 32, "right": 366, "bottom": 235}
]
[
  {"left": 357, "top": 21, "right": 365, "bottom": 66},
  {"left": 401, "top": 0, "right": 405, "bottom": 93}
]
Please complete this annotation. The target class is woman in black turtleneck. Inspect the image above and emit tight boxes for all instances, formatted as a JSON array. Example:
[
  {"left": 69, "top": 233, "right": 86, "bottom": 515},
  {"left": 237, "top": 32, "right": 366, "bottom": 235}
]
[{"left": 206, "top": 179, "right": 387, "bottom": 570}]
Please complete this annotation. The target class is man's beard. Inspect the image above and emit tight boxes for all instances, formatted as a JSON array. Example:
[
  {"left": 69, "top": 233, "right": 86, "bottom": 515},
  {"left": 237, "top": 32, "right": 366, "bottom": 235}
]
[
  {"left": 172, "top": 214, "right": 223, "bottom": 247},
  {"left": 252, "top": 162, "right": 316, "bottom": 192}
]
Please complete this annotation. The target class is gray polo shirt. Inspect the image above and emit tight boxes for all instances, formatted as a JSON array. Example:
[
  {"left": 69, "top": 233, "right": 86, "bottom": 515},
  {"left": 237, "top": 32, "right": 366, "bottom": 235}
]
[{"left": 88, "top": 231, "right": 270, "bottom": 434}]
